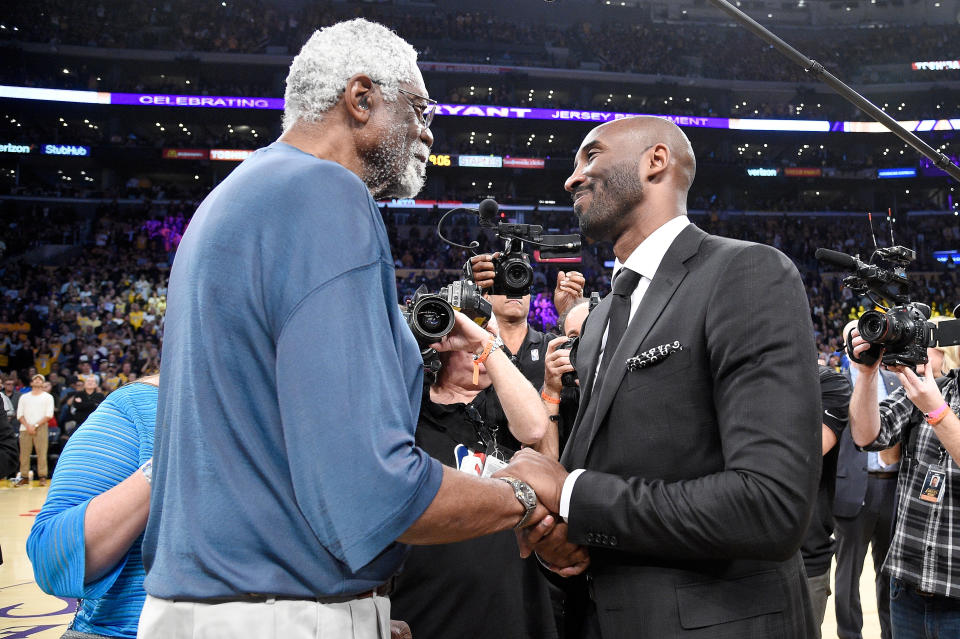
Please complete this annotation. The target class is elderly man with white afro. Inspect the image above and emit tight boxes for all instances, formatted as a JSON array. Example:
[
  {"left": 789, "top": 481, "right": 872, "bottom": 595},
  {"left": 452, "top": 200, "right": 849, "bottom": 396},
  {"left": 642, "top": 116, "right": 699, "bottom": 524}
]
[
  {"left": 282, "top": 18, "right": 420, "bottom": 131},
  {"left": 276, "top": 17, "right": 435, "bottom": 200}
]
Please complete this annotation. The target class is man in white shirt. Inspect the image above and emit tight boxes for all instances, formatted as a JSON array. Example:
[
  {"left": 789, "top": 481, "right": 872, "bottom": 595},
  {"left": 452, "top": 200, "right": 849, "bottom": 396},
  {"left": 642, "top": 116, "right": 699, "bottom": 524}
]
[
  {"left": 497, "top": 115, "right": 821, "bottom": 638},
  {"left": 16, "top": 374, "right": 54, "bottom": 487}
]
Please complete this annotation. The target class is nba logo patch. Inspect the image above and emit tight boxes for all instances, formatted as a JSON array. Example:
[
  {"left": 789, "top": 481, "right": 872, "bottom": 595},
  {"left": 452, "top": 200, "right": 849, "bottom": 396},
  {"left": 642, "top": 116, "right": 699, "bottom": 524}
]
[{"left": 531, "top": 349, "right": 539, "bottom": 362}]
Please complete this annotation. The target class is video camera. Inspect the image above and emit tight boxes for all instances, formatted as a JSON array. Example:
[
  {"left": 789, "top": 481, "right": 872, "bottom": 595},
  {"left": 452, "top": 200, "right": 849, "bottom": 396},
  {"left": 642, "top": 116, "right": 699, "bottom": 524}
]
[
  {"left": 439, "top": 199, "right": 582, "bottom": 299},
  {"left": 402, "top": 279, "right": 492, "bottom": 353},
  {"left": 815, "top": 246, "right": 960, "bottom": 367}
]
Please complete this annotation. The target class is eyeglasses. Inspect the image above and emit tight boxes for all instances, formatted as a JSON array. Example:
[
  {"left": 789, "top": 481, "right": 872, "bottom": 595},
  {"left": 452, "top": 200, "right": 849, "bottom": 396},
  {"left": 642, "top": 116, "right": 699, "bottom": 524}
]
[{"left": 398, "top": 88, "right": 437, "bottom": 129}]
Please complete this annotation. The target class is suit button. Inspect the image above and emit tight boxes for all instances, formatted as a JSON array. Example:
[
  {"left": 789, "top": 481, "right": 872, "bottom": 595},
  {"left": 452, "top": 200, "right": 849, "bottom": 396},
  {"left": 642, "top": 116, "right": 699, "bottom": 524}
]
[
  {"left": 601, "top": 534, "right": 609, "bottom": 545},
  {"left": 586, "top": 533, "right": 596, "bottom": 543},
  {"left": 610, "top": 536, "right": 618, "bottom": 546}
]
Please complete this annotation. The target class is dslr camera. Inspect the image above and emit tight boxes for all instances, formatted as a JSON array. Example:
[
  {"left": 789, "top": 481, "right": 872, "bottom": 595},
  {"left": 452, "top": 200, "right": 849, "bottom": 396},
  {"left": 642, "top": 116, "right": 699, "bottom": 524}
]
[
  {"left": 402, "top": 279, "right": 492, "bottom": 352},
  {"left": 816, "top": 246, "right": 960, "bottom": 367}
]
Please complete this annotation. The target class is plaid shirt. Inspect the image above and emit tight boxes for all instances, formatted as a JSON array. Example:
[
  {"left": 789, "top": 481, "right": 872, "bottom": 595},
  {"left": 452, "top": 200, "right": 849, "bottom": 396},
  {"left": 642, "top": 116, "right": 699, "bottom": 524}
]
[{"left": 866, "top": 369, "right": 960, "bottom": 598}]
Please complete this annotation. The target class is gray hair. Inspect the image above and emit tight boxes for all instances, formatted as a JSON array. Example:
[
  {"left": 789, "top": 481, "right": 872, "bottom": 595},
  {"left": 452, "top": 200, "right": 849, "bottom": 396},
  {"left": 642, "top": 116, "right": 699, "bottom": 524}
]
[{"left": 282, "top": 19, "right": 420, "bottom": 131}]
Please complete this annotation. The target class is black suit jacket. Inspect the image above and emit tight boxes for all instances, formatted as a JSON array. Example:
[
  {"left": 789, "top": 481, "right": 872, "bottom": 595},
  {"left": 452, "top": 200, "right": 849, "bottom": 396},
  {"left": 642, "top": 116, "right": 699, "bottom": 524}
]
[
  {"left": 561, "top": 224, "right": 821, "bottom": 638},
  {"left": 833, "top": 369, "right": 901, "bottom": 519}
]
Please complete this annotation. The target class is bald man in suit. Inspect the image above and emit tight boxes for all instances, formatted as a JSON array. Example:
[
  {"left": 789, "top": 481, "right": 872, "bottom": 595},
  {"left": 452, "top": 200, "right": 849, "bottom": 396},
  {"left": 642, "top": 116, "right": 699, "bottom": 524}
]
[{"left": 496, "top": 116, "right": 821, "bottom": 638}]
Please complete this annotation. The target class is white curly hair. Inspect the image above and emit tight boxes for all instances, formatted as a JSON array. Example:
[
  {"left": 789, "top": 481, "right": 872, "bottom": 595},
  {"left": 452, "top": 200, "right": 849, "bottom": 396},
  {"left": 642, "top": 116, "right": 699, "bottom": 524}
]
[{"left": 282, "top": 19, "right": 420, "bottom": 131}]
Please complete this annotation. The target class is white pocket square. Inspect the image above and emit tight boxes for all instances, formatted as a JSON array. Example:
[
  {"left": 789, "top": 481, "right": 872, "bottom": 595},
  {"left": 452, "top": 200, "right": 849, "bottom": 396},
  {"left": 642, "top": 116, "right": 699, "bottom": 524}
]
[{"left": 626, "top": 341, "right": 683, "bottom": 371}]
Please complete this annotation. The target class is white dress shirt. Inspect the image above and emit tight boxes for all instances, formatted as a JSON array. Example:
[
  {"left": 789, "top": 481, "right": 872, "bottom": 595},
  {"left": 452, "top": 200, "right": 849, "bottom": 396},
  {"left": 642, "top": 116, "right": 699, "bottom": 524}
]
[{"left": 560, "top": 215, "right": 691, "bottom": 520}]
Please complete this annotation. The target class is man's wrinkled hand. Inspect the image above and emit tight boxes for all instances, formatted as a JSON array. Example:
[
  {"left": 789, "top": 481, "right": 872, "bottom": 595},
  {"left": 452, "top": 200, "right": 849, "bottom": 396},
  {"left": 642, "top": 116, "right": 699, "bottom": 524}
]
[
  {"left": 553, "top": 270, "right": 586, "bottom": 316},
  {"left": 495, "top": 448, "right": 567, "bottom": 514}
]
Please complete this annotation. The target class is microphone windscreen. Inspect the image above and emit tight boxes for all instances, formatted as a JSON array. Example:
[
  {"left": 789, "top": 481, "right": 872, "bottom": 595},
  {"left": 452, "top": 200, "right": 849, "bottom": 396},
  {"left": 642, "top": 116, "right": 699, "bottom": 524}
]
[
  {"left": 815, "top": 248, "right": 858, "bottom": 270},
  {"left": 478, "top": 198, "right": 499, "bottom": 226}
]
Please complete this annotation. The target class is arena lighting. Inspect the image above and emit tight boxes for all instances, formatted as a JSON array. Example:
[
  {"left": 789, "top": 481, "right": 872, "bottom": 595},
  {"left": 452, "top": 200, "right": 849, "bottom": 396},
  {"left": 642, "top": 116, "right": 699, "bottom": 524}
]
[
  {"left": 0, "top": 84, "right": 957, "bottom": 135},
  {"left": 877, "top": 168, "right": 918, "bottom": 179},
  {"left": 702, "top": 0, "right": 960, "bottom": 182}
]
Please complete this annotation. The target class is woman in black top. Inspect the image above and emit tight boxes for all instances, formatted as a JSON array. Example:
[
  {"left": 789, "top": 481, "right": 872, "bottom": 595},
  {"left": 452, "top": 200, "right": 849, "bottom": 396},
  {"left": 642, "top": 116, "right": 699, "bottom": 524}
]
[{"left": 391, "top": 344, "right": 558, "bottom": 639}]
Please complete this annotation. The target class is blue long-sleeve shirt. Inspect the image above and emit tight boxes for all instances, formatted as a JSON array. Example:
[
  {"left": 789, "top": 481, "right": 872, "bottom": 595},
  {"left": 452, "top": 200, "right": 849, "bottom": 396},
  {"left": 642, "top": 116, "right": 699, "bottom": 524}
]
[{"left": 27, "top": 382, "right": 157, "bottom": 638}]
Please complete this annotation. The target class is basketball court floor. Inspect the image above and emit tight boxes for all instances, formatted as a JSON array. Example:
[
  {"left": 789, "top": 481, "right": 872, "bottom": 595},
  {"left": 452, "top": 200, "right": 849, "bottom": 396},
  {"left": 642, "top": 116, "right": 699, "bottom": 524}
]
[{"left": 1, "top": 480, "right": 885, "bottom": 638}]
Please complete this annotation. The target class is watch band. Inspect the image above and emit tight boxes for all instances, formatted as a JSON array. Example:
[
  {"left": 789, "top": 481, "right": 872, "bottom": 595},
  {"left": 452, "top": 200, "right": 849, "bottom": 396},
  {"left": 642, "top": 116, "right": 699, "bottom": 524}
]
[{"left": 496, "top": 476, "right": 536, "bottom": 529}]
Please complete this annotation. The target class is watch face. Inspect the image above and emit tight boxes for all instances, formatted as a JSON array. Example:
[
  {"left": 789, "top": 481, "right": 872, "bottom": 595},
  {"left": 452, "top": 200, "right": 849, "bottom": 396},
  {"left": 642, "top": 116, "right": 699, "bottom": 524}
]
[{"left": 517, "top": 482, "right": 536, "bottom": 508}]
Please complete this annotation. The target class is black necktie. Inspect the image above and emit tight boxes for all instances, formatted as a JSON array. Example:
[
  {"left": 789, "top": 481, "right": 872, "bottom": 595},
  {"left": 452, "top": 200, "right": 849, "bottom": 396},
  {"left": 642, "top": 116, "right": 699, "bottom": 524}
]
[
  {"left": 562, "top": 267, "right": 642, "bottom": 467},
  {"left": 599, "top": 268, "right": 642, "bottom": 375}
]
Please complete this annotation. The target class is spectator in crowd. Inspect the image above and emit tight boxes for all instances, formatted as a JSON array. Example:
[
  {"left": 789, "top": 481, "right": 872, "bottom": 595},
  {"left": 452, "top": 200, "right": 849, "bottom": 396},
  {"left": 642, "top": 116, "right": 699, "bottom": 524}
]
[
  {"left": 139, "top": 20, "right": 546, "bottom": 639},
  {"left": 2, "top": 376, "right": 21, "bottom": 415},
  {"left": 0, "top": 391, "right": 19, "bottom": 564},
  {"left": 849, "top": 327, "right": 960, "bottom": 633},
  {"left": 15, "top": 373, "right": 54, "bottom": 487},
  {"left": 27, "top": 376, "right": 158, "bottom": 638},
  {"left": 66, "top": 376, "right": 107, "bottom": 435}
]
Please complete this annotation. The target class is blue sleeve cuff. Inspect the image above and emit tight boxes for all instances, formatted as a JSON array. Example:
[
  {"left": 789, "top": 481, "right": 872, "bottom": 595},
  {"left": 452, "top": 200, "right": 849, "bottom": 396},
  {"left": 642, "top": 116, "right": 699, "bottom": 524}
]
[{"left": 339, "top": 455, "right": 443, "bottom": 572}]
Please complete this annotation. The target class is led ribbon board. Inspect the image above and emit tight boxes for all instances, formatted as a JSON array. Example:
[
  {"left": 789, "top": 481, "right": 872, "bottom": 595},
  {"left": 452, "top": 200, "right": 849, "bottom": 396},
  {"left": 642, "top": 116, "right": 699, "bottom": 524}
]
[{"left": 0, "top": 85, "right": 952, "bottom": 134}]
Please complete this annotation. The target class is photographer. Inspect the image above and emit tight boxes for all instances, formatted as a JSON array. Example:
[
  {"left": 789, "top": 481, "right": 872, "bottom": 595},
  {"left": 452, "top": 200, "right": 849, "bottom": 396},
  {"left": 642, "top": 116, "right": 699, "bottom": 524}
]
[
  {"left": 848, "top": 326, "right": 960, "bottom": 631},
  {"left": 390, "top": 318, "right": 558, "bottom": 639},
  {"left": 540, "top": 299, "right": 590, "bottom": 460}
]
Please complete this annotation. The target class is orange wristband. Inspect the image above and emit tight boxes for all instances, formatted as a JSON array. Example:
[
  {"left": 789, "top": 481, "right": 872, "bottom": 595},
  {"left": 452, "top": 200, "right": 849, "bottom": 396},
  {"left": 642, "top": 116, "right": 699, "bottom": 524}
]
[
  {"left": 541, "top": 390, "right": 561, "bottom": 405},
  {"left": 471, "top": 336, "right": 503, "bottom": 385}
]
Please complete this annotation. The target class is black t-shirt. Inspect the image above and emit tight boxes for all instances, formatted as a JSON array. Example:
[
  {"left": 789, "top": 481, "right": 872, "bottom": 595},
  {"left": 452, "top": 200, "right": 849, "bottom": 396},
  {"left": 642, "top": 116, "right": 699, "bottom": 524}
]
[
  {"left": 390, "top": 393, "right": 558, "bottom": 639},
  {"left": 479, "top": 327, "right": 556, "bottom": 430},
  {"left": 801, "top": 366, "right": 851, "bottom": 577},
  {"left": 70, "top": 390, "right": 106, "bottom": 427}
]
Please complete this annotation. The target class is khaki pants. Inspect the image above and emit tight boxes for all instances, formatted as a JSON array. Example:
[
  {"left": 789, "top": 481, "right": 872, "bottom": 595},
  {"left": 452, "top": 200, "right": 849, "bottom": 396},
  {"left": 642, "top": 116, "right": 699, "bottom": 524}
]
[
  {"left": 19, "top": 424, "right": 49, "bottom": 479},
  {"left": 138, "top": 594, "right": 391, "bottom": 639}
]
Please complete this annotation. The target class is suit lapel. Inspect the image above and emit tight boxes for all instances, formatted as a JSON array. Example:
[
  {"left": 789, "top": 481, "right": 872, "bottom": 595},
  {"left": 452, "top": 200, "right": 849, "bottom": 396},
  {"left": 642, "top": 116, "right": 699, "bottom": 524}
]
[
  {"left": 573, "top": 295, "right": 610, "bottom": 425},
  {"left": 560, "top": 295, "right": 611, "bottom": 467},
  {"left": 568, "top": 224, "right": 706, "bottom": 467}
]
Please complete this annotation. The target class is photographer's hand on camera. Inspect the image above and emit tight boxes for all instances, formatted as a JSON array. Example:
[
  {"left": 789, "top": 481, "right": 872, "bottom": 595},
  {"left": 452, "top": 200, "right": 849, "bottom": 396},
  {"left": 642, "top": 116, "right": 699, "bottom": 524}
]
[
  {"left": 468, "top": 253, "right": 500, "bottom": 292},
  {"left": 543, "top": 336, "right": 575, "bottom": 397},
  {"left": 430, "top": 310, "right": 493, "bottom": 355},
  {"left": 888, "top": 360, "right": 946, "bottom": 415},
  {"left": 848, "top": 327, "right": 886, "bottom": 448}
]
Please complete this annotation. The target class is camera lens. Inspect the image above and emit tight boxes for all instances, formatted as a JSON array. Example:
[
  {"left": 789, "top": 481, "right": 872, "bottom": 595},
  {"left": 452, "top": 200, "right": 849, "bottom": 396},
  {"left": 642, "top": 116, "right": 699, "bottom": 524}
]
[
  {"left": 412, "top": 297, "right": 455, "bottom": 340},
  {"left": 859, "top": 311, "right": 892, "bottom": 343},
  {"left": 504, "top": 260, "right": 533, "bottom": 290}
]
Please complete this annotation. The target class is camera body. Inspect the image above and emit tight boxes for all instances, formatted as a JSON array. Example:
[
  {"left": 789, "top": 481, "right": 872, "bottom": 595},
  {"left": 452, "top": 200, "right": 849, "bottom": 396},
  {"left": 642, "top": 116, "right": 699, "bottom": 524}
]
[
  {"left": 560, "top": 338, "right": 579, "bottom": 388},
  {"left": 491, "top": 245, "right": 534, "bottom": 298},
  {"left": 816, "top": 246, "right": 960, "bottom": 368},
  {"left": 402, "top": 288, "right": 456, "bottom": 353},
  {"left": 478, "top": 213, "right": 580, "bottom": 298},
  {"left": 402, "top": 280, "right": 492, "bottom": 353},
  {"left": 857, "top": 303, "right": 934, "bottom": 367}
]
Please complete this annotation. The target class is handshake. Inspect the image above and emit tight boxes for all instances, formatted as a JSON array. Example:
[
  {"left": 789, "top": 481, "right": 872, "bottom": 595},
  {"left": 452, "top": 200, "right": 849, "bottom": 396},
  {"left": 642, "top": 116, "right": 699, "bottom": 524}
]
[{"left": 494, "top": 449, "right": 591, "bottom": 577}]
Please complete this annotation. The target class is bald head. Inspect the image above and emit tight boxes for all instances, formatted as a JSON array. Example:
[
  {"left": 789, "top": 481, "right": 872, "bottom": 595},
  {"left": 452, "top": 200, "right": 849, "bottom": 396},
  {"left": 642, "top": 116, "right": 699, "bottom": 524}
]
[
  {"left": 598, "top": 116, "right": 696, "bottom": 193},
  {"left": 565, "top": 116, "right": 698, "bottom": 249}
]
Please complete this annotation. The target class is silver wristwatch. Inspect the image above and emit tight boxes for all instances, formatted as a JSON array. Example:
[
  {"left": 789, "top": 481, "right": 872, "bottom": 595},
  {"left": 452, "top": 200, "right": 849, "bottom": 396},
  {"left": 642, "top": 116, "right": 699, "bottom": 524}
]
[
  {"left": 496, "top": 476, "right": 537, "bottom": 529},
  {"left": 473, "top": 335, "right": 505, "bottom": 361},
  {"left": 140, "top": 458, "right": 153, "bottom": 485}
]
